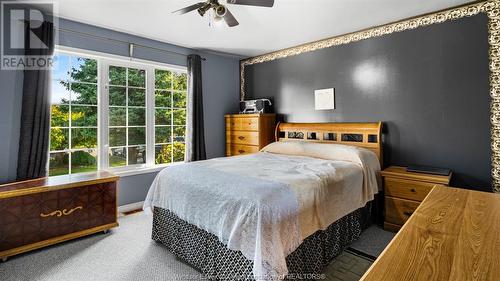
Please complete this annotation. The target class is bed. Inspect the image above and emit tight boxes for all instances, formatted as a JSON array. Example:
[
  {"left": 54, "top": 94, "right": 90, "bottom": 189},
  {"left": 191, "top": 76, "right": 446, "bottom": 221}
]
[{"left": 144, "top": 122, "right": 383, "bottom": 280}]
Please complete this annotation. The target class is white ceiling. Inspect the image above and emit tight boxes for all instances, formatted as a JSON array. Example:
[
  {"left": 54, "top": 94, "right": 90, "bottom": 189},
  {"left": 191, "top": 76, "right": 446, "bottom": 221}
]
[{"left": 41, "top": 0, "right": 473, "bottom": 57}]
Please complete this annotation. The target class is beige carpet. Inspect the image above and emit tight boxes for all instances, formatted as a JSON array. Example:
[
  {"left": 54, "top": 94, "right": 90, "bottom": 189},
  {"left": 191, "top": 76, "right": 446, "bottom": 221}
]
[{"left": 0, "top": 212, "right": 383, "bottom": 281}]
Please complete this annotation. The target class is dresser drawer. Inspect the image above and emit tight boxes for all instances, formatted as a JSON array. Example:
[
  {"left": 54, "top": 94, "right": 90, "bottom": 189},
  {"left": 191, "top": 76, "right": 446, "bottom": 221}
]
[
  {"left": 385, "top": 196, "right": 420, "bottom": 226},
  {"left": 226, "top": 117, "right": 259, "bottom": 131},
  {"left": 0, "top": 183, "right": 116, "bottom": 251},
  {"left": 384, "top": 177, "right": 434, "bottom": 201},
  {"left": 226, "top": 144, "right": 260, "bottom": 156},
  {"left": 226, "top": 131, "right": 260, "bottom": 145}
]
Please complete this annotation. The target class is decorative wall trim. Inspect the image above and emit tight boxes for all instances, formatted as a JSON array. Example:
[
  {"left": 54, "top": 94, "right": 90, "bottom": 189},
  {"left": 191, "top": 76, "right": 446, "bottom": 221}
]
[{"left": 240, "top": 0, "right": 500, "bottom": 192}]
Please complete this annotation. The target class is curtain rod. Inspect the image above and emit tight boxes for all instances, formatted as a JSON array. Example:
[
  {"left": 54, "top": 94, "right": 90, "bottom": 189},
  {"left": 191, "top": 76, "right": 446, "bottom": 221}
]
[{"left": 57, "top": 27, "right": 207, "bottom": 61}]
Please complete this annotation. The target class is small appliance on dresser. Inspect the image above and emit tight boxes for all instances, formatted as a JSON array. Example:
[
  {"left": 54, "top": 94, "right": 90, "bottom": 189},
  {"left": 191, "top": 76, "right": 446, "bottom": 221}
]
[
  {"left": 381, "top": 166, "right": 451, "bottom": 232},
  {"left": 225, "top": 113, "right": 276, "bottom": 156}
]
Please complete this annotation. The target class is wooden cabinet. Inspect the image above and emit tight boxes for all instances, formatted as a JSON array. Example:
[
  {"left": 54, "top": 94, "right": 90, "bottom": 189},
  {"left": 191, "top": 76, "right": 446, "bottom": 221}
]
[
  {"left": 225, "top": 113, "right": 276, "bottom": 156},
  {"left": 0, "top": 171, "right": 119, "bottom": 261},
  {"left": 381, "top": 166, "right": 451, "bottom": 232}
]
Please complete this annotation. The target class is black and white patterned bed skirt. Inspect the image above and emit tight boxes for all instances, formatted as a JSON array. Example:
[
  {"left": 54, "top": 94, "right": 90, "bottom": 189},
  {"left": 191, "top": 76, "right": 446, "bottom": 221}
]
[{"left": 152, "top": 204, "right": 372, "bottom": 280}]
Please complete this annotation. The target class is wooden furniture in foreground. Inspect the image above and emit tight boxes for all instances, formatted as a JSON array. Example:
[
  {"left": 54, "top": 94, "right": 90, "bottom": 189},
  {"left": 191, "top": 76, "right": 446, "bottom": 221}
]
[
  {"left": 0, "top": 171, "right": 119, "bottom": 261},
  {"left": 275, "top": 122, "right": 383, "bottom": 165},
  {"left": 361, "top": 186, "right": 500, "bottom": 281},
  {"left": 382, "top": 166, "right": 451, "bottom": 232},
  {"left": 225, "top": 113, "right": 276, "bottom": 156}
]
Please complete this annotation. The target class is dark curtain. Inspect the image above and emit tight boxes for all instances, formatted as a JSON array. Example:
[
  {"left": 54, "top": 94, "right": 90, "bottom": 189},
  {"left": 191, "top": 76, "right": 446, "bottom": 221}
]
[
  {"left": 185, "top": 54, "right": 206, "bottom": 161},
  {"left": 17, "top": 21, "right": 54, "bottom": 180}
]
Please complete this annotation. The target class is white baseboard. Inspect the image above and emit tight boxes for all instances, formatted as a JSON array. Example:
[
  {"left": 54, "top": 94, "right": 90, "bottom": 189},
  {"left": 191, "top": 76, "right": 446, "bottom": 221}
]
[{"left": 118, "top": 201, "right": 144, "bottom": 213}]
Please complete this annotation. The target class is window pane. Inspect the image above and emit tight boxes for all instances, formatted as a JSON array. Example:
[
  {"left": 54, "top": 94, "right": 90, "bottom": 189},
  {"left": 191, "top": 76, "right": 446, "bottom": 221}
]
[
  {"left": 129, "top": 127, "right": 145, "bottom": 145},
  {"left": 51, "top": 80, "right": 70, "bottom": 104},
  {"left": 109, "top": 107, "right": 126, "bottom": 126},
  {"left": 173, "top": 142, "right": 185, "bottom": 162},
  {"left": 109, "top": 147, "right": 126, "bottom": 167},
  {"left": 155, "top": 69, "right": 171, "bottom": 89},
  {"left": 128, "top": 68, "right": 145, "bottom": 88},
  {"left": 50, "top": 128, "right": 68, "bottom": 151},
  {"left": 128, "top": 146, "right": 146, "bottom": 165},
  {"left": 109, "top": 66, "right": 126, "bottom": 86},
  {"left": 128, "top": 107, "right": 145, "bottom": 126},
  {"left": 70, "top": 57, "right": 97, "bottom": 83},
  {"left": 50, "top": 105, "right": 69, "bottom": 127},
  {"left": 173, "top": 126, "right": 185, "bottom": 142},
  {"left": 71, "top": 105, "right": 97, "bottom": 127},
  {"left": 155, "top": 126, "right": 171, "bottom": 144},
  {"left": 109, "top": 86, "right": 126, "bottom": 106},
  {"left": 155, "top": 144, "right": 172, "bottom": 164},
  {"left": 155, "top": 90, "right": 171, "bottom": 108},
  {"left": 49, "top": 152, "right": 69, "bottom": 176},
  {"left": 172, "top": 72, "right": 187, "bottom": 91},
  {"left": 53, "top": 55, "right": 70, "bottom": 81},
  {"left": 109, "top": 128, "right": 126, "bottom": 147},
  {"left": 71, "top": 150, "right": 97, "bottom": 174},
  {"left": 71, "top": 128, "right": 97, "bottom": 148},
  {"left": 71, "top": 83, "right": 97, "bottom": 105},
  {"left": 173, "top": 109, "right": 186, "bottom": 125},
  {"left": 129, "top": 88, "right": 145, "bottom": 106},
  {"left": 173, "top": 91, "right": 186, "bottom": 108},
  {"left": 155, "top": 108, "right": 171, "bottom": 125}
]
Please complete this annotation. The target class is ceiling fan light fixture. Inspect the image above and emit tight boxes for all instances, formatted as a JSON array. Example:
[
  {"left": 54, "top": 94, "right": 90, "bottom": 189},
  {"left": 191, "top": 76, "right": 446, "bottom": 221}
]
[
  {"left": 214, "top": 5, "right": 227, "bottom": 17},
  {"left": 197, "top": 3, "right": 211, "bottom": 16}
]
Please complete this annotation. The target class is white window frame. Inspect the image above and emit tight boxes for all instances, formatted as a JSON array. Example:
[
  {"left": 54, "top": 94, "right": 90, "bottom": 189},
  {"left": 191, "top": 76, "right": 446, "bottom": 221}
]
[{"left": 53, "top": 46, "right": 188, "bottom": 176}]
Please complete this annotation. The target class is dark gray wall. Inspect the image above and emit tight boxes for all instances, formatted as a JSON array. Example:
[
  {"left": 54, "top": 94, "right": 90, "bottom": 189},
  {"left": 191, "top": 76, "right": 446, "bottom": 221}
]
[
  {"left": 245, "top": 14, "right": 492, "bottom": 191},
  {"left": 0, "top": 18, "right": 241, "bottom": 205}
]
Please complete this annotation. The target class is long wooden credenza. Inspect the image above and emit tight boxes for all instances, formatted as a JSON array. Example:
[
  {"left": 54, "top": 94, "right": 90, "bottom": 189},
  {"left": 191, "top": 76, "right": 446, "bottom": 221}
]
[{"left": 0, "top": 171, "right": 119, "bottom": 261}]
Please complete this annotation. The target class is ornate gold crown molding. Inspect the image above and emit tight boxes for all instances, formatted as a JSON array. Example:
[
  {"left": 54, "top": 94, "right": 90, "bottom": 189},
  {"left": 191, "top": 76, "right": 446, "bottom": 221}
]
[{"left": 240, "top": 0, "right": 500, "bottom": 192}]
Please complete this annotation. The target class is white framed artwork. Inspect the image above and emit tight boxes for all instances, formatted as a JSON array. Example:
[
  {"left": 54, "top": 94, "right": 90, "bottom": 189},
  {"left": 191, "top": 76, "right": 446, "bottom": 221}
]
[{"left": 314, "top": 88, "right": 335, "bottom": 110}]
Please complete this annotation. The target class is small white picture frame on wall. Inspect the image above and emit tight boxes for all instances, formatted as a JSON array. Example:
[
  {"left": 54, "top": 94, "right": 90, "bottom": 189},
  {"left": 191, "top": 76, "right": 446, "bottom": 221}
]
[{"left": 315, "top": 88, "right": 335, "bottom": 110}]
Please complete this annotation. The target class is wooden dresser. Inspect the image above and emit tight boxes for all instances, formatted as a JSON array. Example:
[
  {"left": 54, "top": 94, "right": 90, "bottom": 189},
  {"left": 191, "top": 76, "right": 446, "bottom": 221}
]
[
  {"left": 0, "top": 171, "right": 118, "bottom": 261},
  {"left": 382, "top": 166, "right": 451, "bottom": 232},
  {"left": 225, "top": 113, "right": 276, "bottom": 156},
  {"left": 361, "top": 186, "right": 500, "bottom": 281}
]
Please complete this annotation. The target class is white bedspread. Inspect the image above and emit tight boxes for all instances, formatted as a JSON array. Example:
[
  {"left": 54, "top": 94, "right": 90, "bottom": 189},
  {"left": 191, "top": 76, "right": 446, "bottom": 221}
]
[{"left": 144, "top": 143, "right": 380, "bottom": 280}]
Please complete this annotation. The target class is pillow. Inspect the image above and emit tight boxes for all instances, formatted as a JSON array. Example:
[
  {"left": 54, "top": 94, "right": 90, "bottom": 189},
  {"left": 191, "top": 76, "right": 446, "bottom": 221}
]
[
  {"left": 261, "top": 141, "right": 377, "bottom": 166},
  {"left": 261, "top": 141, "right": 382, "bottom": 197}
]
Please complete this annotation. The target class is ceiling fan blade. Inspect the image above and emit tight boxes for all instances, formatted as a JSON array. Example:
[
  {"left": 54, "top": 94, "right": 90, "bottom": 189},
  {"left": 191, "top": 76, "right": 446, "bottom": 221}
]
[
  {"left": 223, "top": 8, "right": 239, "bottom": 27},
  {"left": 226, "top": 0, "right": 274, "bottom": 7},
  {"left": 172, "top": 2, "right": 206, "bottom": 14}
]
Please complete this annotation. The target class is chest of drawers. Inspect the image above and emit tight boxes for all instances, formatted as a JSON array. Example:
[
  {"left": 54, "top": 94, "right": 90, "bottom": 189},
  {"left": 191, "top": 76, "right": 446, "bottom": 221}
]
[
  {"left": 382, "top": 166, "right": 451, "bottom": 232},
  {"left": 225, "top": 113, "right": 276, "bottom": 156}
]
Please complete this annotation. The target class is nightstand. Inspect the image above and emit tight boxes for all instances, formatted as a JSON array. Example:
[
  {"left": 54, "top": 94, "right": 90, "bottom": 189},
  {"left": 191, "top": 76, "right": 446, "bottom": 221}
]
[{"left": 381, "top": 166, "right": 451, "bottom": 232}]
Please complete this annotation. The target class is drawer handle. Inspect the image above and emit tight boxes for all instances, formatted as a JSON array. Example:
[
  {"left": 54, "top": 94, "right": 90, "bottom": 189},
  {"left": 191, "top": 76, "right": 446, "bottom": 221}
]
[
  {"left": 40, "top": 206, "right": 83, "bottom": 218},
  {"left": 238, "top": 149, "right": 245, "bottom": 153},
  {"left": 410, "top": 188, "right": 416, "bottom": 193},
  {"left": 403, "top": 211, "right": 414, "bottom": 217},
  {"left": 238, "top": 136, "right": 245, "bottom": 140}
]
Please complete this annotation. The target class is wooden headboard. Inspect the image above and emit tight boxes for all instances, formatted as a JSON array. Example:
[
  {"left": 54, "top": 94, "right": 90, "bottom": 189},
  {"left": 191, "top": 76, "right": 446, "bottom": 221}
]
[{"left": 275, "top": 122, "right": 383, "bottom": 164}]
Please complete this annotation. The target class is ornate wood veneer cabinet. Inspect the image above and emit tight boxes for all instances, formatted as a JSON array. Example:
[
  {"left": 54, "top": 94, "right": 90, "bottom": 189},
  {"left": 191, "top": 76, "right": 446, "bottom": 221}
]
[
  {"left": 225, "top": 113, "right": 276, "bottom": 156},
  {"left": 0, "top": 171, "right": 119, "bottom": 261}
]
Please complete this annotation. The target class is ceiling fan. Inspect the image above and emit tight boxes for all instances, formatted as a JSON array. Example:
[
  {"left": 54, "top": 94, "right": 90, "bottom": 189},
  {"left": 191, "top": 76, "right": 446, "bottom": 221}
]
[{"left": 173, "top": 0, "right": 274, "bottom": 27}]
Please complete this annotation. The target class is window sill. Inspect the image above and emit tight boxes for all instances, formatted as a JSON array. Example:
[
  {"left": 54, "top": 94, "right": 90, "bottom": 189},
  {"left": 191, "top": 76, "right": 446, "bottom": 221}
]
[{"left": 106, "top": 162, "right": 185, "bottom": 177}]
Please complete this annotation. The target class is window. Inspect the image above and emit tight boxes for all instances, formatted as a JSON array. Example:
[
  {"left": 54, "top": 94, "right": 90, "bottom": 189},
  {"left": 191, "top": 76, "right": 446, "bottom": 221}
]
[
  {"left": 48, "top": 49, "right": 188, "bottom": 176},
  {"left": 154, "top": 70, "right": 187, "bottom": 164},
  {"left": 49, "top": 55, "right": 98, "bottom": 176},
  {"left": 108, "top": 65, "right": 147, "bottom": 167}
]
